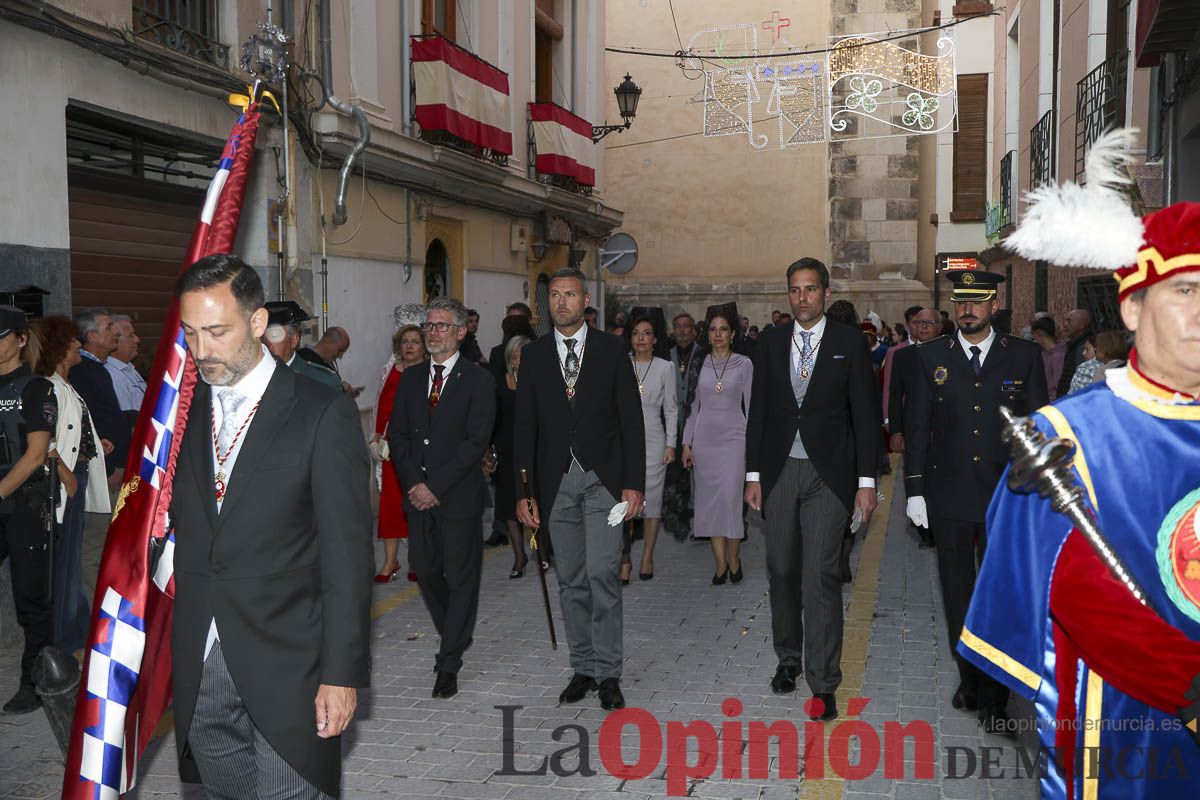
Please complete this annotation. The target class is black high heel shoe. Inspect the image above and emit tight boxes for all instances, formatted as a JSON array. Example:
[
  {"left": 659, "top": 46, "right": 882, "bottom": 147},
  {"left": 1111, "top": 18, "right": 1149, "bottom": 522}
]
[
  {"left": 509, "top": 557, "right": 527, "bottom": 579},
  {"left": 712, "top": 569, "right": 728, "bottom": 586},
  {"left": 729, "top": 565, "right": 744, "bottom": 584}
]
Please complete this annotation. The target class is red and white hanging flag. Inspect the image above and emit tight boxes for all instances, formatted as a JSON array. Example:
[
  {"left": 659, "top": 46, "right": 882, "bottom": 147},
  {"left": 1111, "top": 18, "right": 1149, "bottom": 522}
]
[
  {"left": 412, "top": 34, "right": 513, "bottom": 155},
  {"left": 529, "top": 102, "right": 596, "bottom": 187}
]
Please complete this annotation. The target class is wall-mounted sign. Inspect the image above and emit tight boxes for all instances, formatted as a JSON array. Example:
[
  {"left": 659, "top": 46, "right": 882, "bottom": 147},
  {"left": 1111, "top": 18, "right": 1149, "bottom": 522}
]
[
  {"left": 544, "top": 212, "right": 573, "bottom": 244},
  {"left": 939, "top": 255, "right": 979, "bottom": 272}
]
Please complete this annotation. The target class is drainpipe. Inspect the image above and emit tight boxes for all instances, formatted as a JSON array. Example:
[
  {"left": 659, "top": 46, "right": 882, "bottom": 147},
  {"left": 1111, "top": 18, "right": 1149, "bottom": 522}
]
[
  {"left": 400, "top": 1, "right": 410, "bottom": 134},
  {"left": 1163, "top": 54, "right": 1180, "bottom": 205},
  {"left": 320, "top": 0, "right": 370, "bottom": 225},
  {"left": 570, "top": 0, "right": 578, "bottom": 111}
]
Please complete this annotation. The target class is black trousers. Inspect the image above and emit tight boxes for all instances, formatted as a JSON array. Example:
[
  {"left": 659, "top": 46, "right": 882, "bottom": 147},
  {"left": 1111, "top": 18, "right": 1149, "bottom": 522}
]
[
  {"left": 930, "top": 514, "right": 1009, "bottom": 710},
  {"left": 0, "top": 500, "right": 52, "bottom": 685},
  {"left": 408, "top": 508, "right": 484, "bottom": 674}
]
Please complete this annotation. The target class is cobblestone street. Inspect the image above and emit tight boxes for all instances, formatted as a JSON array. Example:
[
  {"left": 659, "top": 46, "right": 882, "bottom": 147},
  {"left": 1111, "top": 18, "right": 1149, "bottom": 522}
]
[{"left": 1, "top": 466, "right": 1037, "bottom": 799}]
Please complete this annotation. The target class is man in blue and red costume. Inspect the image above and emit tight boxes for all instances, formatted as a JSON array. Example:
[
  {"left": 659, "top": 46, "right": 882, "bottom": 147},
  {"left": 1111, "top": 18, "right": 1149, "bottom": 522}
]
[{"left": 961, "top": 130, "right": 1200, "bottom": 799}]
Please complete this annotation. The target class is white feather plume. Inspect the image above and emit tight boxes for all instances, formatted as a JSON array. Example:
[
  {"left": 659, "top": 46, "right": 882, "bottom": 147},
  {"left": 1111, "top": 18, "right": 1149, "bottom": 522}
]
[{"left": 1005, "top": 128, "right": 1145, "bottom": 270}]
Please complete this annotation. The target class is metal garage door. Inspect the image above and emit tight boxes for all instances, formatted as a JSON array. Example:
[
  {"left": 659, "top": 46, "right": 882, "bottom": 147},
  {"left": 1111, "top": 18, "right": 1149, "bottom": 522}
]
[{"left": 68, "top": 168, "right": 205, "bottom": 373}]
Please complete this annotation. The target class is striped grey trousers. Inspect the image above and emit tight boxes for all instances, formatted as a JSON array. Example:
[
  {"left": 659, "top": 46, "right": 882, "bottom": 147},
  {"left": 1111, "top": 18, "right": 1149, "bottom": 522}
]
[
  {"left": 763, "top": 457, "right": 851, "bottom": 694},
  {"left": 189, "top": 642, "right": 331, "bottom": 800}
]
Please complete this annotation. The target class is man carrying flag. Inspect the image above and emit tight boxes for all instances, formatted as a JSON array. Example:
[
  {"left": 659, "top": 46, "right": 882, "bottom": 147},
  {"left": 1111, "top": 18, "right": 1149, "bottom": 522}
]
[
  {"left": 171, "top": 254, "right": 372, "bottom": 798},
  {"left": 61, "top": 85, "right": 372, "bottom": 799}
]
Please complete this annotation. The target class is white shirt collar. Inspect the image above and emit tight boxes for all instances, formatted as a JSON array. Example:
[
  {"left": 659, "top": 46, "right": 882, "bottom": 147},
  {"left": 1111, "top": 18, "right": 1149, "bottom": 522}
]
[
  {"left": 80, "top": 349, "right": 104, "bottom": 364},
  {"left": 957, "top": 327, "right": 997, "bottom": 364},
  {"left": 431, "top": 349, "right": 460, "bottom": 375},
  {"left": 213, "top": 344, "right": 276, "bottom": 406},
  {"left": 554, "top": 323, "right": 588, "bottom": 351},
  {"left": 792, "top": 315, "right": 827, "bottom": 340}
]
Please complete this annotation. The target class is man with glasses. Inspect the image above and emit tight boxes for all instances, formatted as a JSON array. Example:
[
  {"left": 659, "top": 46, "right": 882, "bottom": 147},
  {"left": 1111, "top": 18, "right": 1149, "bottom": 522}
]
[
  {"left": 388, "top": 298, "right": 495, "bottom": 699},
  {"left": 885, "top": 307, "right": 942, "bottom": 548}
]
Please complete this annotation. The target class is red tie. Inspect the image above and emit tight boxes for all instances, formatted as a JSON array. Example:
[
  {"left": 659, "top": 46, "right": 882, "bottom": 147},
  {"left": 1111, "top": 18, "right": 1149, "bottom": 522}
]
[{"left": 429, "top": 364, "right": 445, "bottom": 408}]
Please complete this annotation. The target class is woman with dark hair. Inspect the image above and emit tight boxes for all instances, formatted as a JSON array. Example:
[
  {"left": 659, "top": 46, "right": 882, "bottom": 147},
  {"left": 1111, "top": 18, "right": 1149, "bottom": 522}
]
[
  {"left": 492, "top": 334, "right": 532, "bottom": 577},
  {"left": 681, "top": 307, "right": 753, "bottom": 584},
  {"left": 29, "top": 315, "right": 109, "bottom": 652},
  {"left": 371, "top": 324, "right": 427, "bottom": 582},
  {"left": 619, "top": 313, "right": 677, "bottom": 583}
]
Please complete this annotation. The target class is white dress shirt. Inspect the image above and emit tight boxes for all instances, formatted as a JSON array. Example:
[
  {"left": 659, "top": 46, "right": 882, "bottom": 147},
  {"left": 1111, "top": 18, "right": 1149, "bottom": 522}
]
[
  {"left": 205, "top": 346, "right": 276, "bottom": 658},
  {"left": 426, "top": 350, "right": 461, "bottom": 397},
  {"left": 956, "top": 327, "right": 996, "bottom": 366},
  {"left": 554, "top": 323, "right": 589, "bottom": 379},
  {"left": 104, "top": 357, "right": 147, "bottom": 412},
  {"left": 746, "top": 316, "right": 875, "bottom": 489}
]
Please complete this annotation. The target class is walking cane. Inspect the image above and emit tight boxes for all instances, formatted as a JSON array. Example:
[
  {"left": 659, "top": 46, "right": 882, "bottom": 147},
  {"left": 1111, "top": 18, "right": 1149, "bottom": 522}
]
[
  {"left": 520, "top": 468, "right": 557, "bottom": 649},
  {"left": 44, "top": 458, "right": 57, "bottom": 600}
]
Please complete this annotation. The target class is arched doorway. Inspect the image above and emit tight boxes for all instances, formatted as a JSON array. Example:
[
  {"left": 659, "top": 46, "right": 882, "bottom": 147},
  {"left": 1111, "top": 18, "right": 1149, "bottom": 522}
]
[{"left": 425, "top": 239, "right": 450, "bottom": 301}]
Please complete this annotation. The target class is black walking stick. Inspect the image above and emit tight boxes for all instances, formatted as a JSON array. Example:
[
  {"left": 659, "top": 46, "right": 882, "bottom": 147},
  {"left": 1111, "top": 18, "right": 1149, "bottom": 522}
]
[{"left": 520, "top": 468, "right": 557, "bottom": 649}]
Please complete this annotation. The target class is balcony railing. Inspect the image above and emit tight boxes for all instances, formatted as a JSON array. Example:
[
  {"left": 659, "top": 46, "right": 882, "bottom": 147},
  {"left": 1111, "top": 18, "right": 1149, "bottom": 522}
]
[
  {"left": 1030, "top": 110, "right": 1055, "bottom": 188},
  {"left": 410, "top": 34, "right": 513, "bottom": 167},
  {"left": 1074, "top": 50, "right": 1129, "bottom": 182},
  {"left": 131, "top": 1, "right": 229, "bottom": 68},
  {"left": 986, "top": 150, "right": 1016, "bottom": 241}
]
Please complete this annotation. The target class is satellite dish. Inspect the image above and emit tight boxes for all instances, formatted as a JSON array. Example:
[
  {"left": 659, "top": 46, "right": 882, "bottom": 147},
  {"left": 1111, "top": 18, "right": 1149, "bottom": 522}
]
[{"left": 600, "top": 233, "right": 638, "bottom": 275}]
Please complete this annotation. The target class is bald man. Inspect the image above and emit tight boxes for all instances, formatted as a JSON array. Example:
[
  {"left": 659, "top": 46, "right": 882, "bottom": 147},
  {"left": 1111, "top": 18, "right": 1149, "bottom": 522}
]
[{"left": 297, "top": 327, "right": 360, "bottom": 396}]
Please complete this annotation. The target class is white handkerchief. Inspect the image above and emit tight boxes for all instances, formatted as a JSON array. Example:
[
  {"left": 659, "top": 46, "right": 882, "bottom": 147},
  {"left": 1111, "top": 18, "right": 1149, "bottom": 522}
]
[{"left": 608, "top": 502, "right": 629, "bottom": 527}]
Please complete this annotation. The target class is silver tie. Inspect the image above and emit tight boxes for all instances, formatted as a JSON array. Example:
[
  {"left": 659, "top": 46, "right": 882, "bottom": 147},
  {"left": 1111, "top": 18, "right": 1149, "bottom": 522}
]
[{"left": 217, "top": 389, "right": 247, "bottom": 453}]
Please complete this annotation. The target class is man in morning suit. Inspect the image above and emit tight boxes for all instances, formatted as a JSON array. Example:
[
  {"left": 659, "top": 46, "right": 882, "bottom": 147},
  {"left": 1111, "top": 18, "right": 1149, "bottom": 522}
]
[
  {"left": 388, "top": 297, "right": 496, "bottom": 699},
  {"left": 514, "top": 266, "right": 645, "bottom": 711},
  {"left": 885, "top": 306, "right": 942, "bottom": 548},
  {"left": 172, "top": 254, "right": 373, "bottom": 799},
  {"left": 744, "top": 257, "right": 880, "bottom": 721},
  {"left": 903, "top": 269, "right": 1048, "bottom": 736}
]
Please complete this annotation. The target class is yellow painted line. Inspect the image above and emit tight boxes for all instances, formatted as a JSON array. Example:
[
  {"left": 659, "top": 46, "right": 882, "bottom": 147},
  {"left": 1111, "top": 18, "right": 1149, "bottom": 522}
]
[
  {"left": 801, "top": 460, "right": 898, "bottom": 800},
  {"left": 150, "top": 544, "right": 510, "bottom": 741}
]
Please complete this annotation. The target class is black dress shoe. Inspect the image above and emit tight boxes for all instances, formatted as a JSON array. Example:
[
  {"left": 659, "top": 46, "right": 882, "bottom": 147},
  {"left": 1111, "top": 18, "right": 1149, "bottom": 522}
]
[
  {"left": 918, "top": 530, "right": 935, "bottom": 549},
  {"left": 559, "top": 673, "right": 597, "bottom": 704},
  {"left": 432, "top": 670, "right": 458, "bottom": 698},
  {"left": 2, "top": 683, "right": 40, "bottom": 715},
  {"left": 729, "top": 565, "right": 744, "bottom": 584},
  {"left": 951, "top": 684, "right": 979, "bottom": 711},
  {"left": 809, "top": 692, "right": 838, "bottom": 721},
  {"left": 979, "top": 705, "right": 1016, "bottom": 738},
  {"left": 770, "top": 665, "right": 797, "bottom": 694},
  {"left": 598, "top": 678, "right": 625, "bottom": 710}
]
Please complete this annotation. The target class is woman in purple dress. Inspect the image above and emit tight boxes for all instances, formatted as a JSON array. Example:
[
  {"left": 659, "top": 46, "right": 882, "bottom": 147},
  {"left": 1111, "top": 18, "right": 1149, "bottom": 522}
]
[{"left": 681, "top": 308, "right": 753, "bottom": 584}]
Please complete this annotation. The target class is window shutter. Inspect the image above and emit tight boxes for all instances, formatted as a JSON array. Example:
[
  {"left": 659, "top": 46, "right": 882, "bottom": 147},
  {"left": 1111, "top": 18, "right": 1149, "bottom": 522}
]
[{"left": 952, "top": 73, "right": 988, "bottom": 221}]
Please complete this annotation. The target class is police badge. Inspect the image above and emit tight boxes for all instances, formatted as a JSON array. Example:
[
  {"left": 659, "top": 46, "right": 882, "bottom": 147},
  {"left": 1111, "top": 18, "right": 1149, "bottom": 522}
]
[{"left": 933, "top": 366, "right": 949, "bottom": 385}]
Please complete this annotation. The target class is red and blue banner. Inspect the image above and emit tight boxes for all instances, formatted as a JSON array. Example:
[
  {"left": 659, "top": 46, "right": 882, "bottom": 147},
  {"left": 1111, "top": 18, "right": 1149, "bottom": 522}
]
[{"left": 62, "top": 96, "right": 264, "bottom": 800}]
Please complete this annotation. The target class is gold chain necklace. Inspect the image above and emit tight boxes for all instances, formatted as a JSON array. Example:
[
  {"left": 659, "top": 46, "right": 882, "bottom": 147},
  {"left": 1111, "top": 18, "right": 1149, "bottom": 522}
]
[{"left": 632, "top": 356, "right": 653, "bottom": 396}]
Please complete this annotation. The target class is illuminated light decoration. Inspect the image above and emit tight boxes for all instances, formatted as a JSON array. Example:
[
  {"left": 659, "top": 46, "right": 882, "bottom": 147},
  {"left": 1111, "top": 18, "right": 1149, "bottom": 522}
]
[
  {"left": 827, "top": 30, "right": 957, "bottom": 139},
  {"left": 684, "top": 22, "right": 957, "bottom": 147}
]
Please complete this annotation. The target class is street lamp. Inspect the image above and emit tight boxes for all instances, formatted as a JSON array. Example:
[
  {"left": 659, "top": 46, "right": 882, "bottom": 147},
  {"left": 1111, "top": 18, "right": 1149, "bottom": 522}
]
[{"left": 592, "top": 74, "right": 643, "bottom": 143}]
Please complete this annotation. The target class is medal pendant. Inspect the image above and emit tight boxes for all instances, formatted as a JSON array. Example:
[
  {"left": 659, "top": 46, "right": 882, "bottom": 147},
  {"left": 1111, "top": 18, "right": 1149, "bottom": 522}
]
[
  {"left": 215, "top": 470, "right": 227, "bottom": 501},
  {"left": 566, "top": 385, "right": 576, "bottom": 399},
  {"left": 638, "top": 384, "right": 645, "bottom": 396},
  {"left": 714, "top": 381, "right": 724, "bottom": 393},
  {"left": 800, "top": 368, "right": 810, "bottom": 380}
]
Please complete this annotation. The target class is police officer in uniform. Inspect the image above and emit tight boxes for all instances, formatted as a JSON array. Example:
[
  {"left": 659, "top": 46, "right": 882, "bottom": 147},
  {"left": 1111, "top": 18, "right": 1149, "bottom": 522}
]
[
  {"left": 0, "top": 306, "right": 57, "bottom": 715},
  {"left": 902, "top": 271, "right": 1048, "bottom": 735},
  {"left": 261, "top": 301, "right": 343, "bottom": 391}
]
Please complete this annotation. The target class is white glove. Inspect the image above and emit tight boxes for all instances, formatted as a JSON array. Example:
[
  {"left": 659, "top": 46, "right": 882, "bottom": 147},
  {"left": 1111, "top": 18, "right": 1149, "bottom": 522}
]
[{"left": 906, "top": 496, "right": 929, "bottom": 529}]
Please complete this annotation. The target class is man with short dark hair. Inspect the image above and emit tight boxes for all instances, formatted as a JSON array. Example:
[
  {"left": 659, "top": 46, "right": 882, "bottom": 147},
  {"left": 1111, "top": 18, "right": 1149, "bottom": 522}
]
[
  {"left": 584, "top": 306, "right": 599, "bottom": 328},
  {"left": 515, "top": 267, "right": 645, "bottom": 711},
  {"left": 460, "top": 308, "right": 486, "bottom": 365},
  {"left": 171, "top": 253, "right": 372, "bottom": 799},
  {"left": 745, "top": 257, "right": 880, "bottom": 721},
  {"left": 69, "top": 308, "right": 129, "bottom": 488},
  {"left": 904, "top": 270, "right": 1047, "bottom": 736},
  {"left": 1030, "top": 315, "right": 1067, "bottom": 400},
  {"left": 389, "top": 297, "right": 495, "bottom": 699}
]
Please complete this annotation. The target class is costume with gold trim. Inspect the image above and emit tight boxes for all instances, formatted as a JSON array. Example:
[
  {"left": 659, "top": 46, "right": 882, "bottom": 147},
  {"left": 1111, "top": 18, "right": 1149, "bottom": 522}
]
[{"left": 961, "top": 362, "right": 1200, "bottom": 799}]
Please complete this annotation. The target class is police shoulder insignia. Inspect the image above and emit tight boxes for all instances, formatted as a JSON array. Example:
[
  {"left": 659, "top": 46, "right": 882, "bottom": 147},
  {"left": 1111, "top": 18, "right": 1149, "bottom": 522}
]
[
  {"left": 933, "top": 366, "right": 949, "bottom": 385},
  {"left": 1157, "top": 487, "right": 1200, "bottom": 623}
]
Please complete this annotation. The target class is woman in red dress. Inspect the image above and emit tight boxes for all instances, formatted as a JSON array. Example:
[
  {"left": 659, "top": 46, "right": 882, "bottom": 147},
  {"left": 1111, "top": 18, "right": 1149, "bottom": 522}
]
[{"left": 371, "top": 324, "right": 427, "bottom": 582}]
